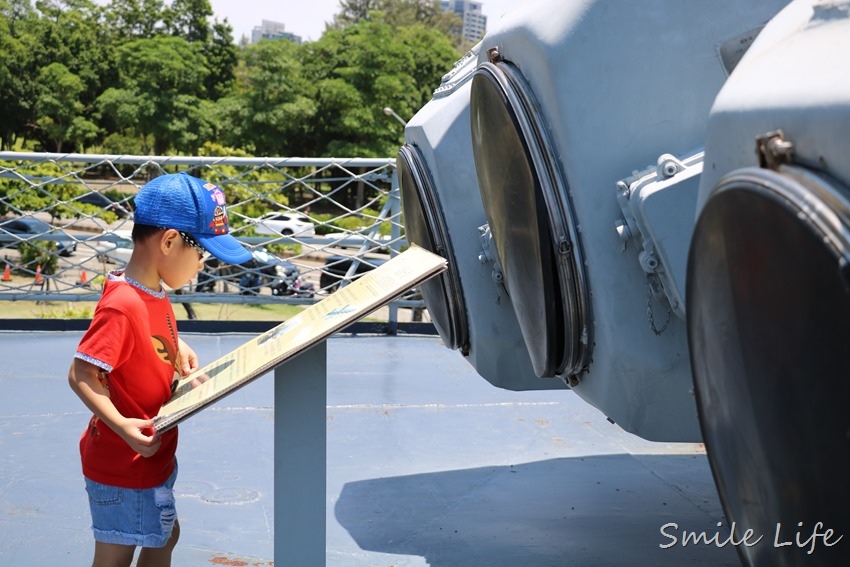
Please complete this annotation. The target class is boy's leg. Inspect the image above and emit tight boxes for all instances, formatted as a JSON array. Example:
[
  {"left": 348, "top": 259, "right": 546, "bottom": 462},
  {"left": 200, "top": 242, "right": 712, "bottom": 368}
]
[
  {"left": 92, "top": 541, "right": 136, "bottom": 567},
  {"left": 136, "top": 519, "right": 180, "bottom": 567}
]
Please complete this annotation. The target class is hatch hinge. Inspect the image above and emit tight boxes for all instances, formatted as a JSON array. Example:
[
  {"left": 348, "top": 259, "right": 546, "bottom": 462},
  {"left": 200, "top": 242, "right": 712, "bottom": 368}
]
[{"left": 756, "top": 130, "right": 795, "bottom": 171}]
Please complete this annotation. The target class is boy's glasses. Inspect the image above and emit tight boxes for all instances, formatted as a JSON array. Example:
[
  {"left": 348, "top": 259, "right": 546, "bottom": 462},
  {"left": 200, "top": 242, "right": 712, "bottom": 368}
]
[{"left": 177, "top": 231, "right": 209, "bottom": 260}]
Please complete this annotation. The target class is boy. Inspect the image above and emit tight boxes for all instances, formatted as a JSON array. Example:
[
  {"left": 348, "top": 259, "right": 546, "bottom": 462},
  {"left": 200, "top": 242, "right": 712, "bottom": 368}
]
[{"left": 68, "top": 172, "right": 251, "bottom": 567}]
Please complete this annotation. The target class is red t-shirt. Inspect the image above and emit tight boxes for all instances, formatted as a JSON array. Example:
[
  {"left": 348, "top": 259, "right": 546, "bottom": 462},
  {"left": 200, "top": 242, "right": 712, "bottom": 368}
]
[{"left": 75, "top": 274, "right": 179, "bottom": 489}]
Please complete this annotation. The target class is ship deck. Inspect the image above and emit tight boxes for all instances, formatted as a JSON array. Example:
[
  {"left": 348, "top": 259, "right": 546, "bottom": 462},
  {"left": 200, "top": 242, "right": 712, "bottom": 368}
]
[{"left": 0, "top": 331, "right": 738, "bottom": 566}]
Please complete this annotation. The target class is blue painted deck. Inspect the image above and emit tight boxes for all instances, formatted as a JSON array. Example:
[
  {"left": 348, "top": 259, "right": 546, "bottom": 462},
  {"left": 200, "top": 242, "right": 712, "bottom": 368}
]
[{"left": 0, "top": 331, "right": 739, "bottom": 566}]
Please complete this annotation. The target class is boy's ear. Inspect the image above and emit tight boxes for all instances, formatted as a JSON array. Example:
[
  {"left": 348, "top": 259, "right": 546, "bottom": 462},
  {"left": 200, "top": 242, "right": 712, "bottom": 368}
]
[{"left": 160, "top": 229, "right": 179, "bottom": 255}]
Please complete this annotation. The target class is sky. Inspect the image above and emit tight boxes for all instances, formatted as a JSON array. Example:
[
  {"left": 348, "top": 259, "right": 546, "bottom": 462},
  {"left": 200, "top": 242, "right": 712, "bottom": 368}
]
[{"left": 208, "top": 0, "right": 519, "bottom": 43}]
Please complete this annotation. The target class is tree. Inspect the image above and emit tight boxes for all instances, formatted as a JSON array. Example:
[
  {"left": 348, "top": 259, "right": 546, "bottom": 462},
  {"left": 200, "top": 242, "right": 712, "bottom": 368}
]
[
  {"left": 3, "top": 0, "right": 462, "bottom": 157},
  {"left": 33, "top": 0, "right": 117, "bottom": 104},
  {"left": 33, "top": 62, "right": 99, "bottom": 152},
  {"left": 378, "top": 0, "right": 460, "bottom": 37},
  {"left": 102, "top": 35, "right": 210, "bottom": 154},
  {"left": 398, "top": 22, "right": 461, "bottom": 104},
  {"left": 95, "top": 86, "right": 156, "bottom": 154},
  {"left": 164, "top": 0, "right": 212, "bottom": 43},
  {"left": 330, "top": 0, "right": 461, "bottom": 41},
  {"left": 102, "top": 0, "right": 166, "bottom": 39},
  {"left": 215, "top": 38, "right": 316, "bottom": 156},
  {"left": 300, "top": 18, "right": 460, "bottom": 157},
  {"left": 332, "top": 0, "right": 381, "bottom": 26},
  {"left": 0, "top": 0, "right": 39, "bottom": 149},
  {"left": 161, "top": 0, "right": 236, "bottom": 101},
  {"left": 29, "top": 0, "right": 118, "bottom": 149},
  {"left": 203, "top": 20, "right": 237, "bottom": 100}
]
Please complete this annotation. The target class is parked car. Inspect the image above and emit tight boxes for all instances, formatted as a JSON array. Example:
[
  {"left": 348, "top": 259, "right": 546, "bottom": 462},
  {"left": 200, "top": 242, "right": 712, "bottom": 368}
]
[
  {"left": 319, "top": 254, "right": 422, "bottom": 302},
  {"left": 74, "top": 192, "right": 133, "bottom": 219},
  {"left": 253, "top": 211, "right": 316, "bottom": 237},
  {"left": 92, "top": 230, "right": 134, "bottom": 265},
  {"left": 197, "top": 246, "right": 314, "bottom": 297},
  {"left": 0, "top": 217, "right": 76, "bottom": 256},
  {"left": 319, "top": 255, "right": 387, "bottom": 292}
]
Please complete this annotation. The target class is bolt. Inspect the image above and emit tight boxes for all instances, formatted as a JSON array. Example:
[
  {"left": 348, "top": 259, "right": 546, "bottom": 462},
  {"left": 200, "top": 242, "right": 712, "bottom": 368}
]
[{"left": 615, "top": 220, "right": 631, "bottom": 242}]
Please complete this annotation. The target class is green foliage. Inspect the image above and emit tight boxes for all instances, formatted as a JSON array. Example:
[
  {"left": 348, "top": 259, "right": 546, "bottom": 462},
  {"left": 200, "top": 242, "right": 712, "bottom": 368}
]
[
  {"left": 35, "top": 302, "right": 95, "bottom": 319},
  {"left": 34, "top": 63, "right": 99, "bottom": 152},
  {"left": 66, "top": 188, "right": 121, "bottom": 222},
  {"left": 1, "top": 0, "right": 463, "bottom": 157},
  {"left": 320, "top": 207, "right": 391, "bottom": 235},
  {"left": 299, "top": 18, "right": 459, "bottom": 157},
  {"left": 100, "top": 130, "right": 153, "bottom": 155},
  {"left": 0, "top": 0, "right": 39, "bottom": 150},
  {"left": 399, "top": 23, "right": 462, "bottom": 103},
  {"left": 102, "top": 0, "right": 166, "bottom": 39},
  {"left": 163, "top": 0, "right": 213, "bottom": 43},
  {"left": 215, "top": 38, "right": 316, "bottom": 156},
  {"left": 0, "top": 157, "right": 129, "bottom": 222},
  {"left": 203, "top": 21, "right": 237, "bottom": 100},
  {"left": 28, "top": 0, "right": 117, "bottom": 151},
  {"left": 163, "top": 0, "right": 236, "bottom": 99},
  {"left": 108, "top": 35, "right": 211, "bottom": 154},
  {"left": 0, "top": 160, "right": 75, "bottom": 218},
  {"left": 95, "top": 86, "right": 155, "bottom": 153},
  {"left": 332, "top": 0, "right": 461, "bottom": 41},
  {"left": 18, "top": 240, "right": 58, "bottom": 275},
  {"left": 260, "top": 242, "right": 303, "bottom": 257},
  {"left": 195, "top": 142, "right": 291, "bottom": 224}
]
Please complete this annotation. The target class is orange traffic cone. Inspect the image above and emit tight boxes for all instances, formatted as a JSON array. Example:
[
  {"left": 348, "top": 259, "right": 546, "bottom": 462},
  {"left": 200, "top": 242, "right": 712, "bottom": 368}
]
[
  {"left": 77, "top": 270, "right": 88, "bottom": 286},
  {"left": 2, "top": 263, "right": 10, "bottom": 282},
  {"left": 35, "top": 264, "right": 43, "bottom": 285}
]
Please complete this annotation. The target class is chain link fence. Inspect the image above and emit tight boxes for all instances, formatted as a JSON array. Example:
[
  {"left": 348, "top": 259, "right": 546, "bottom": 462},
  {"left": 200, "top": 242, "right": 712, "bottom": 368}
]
[{"left": 0, "top": 152, "right": 425, "bottom": 325}]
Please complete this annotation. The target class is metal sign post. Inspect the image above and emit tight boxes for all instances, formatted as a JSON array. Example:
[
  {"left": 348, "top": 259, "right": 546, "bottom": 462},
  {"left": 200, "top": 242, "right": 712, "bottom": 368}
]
[{"left": 274, "top": 340, "right": 328, "bottom": 566}]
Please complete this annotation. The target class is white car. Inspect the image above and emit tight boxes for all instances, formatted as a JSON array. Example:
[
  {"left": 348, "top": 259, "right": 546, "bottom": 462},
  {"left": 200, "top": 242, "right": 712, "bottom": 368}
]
[
  {"left": 92, "top": 230, "right": 134, "bottom": 265},
  {"left": 253, "top": 212, "right": 316, "bottom": 237}
]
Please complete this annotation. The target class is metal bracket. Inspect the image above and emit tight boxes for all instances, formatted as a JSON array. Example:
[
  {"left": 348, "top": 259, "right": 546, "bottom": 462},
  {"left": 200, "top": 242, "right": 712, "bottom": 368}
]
[
  {"left": 487, "top": 46, "right": 503, "bottom": 64},
  {"left": 478, "top": 223, "right": 508, "bottom": 296},
  {"left": 614, "top": 150, "right": 704, "bottom": 321},
  {"left": 756, "top": 130, "right": 795, "bottom": 171}
]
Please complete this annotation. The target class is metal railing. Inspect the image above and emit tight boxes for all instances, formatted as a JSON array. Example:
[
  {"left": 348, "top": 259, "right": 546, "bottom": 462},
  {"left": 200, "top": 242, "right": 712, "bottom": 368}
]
[{"left": 0, "top": 152, "right": 425, "bottom": 327}]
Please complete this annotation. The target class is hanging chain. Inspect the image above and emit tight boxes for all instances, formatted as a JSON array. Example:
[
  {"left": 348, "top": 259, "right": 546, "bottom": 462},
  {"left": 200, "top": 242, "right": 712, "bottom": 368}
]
[{"left": 646, "top": 282, "right": 672, "bottom": 336}]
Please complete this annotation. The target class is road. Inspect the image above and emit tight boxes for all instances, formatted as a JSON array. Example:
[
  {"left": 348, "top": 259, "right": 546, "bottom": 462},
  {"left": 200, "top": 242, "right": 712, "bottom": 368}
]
[
  {"left": 4, "top": 233, "right": 426, "bottom": 322},
  {"left": 2, "top": 213, "right": 426, "bottom": 321}
]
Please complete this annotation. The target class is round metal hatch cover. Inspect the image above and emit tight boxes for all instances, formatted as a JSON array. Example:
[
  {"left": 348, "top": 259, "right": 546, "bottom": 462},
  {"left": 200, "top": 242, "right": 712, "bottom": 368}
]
[
  {"left": 687, "top": 166, "right": 850, "bottom": 566},
  {"left": 470, "top": 60, "right": 591, "bottom": 378},
  {"left": 470, "top": 65, "right": 564, "bottom": 377},
  {"left": 398, "top": 144, "right": 468, "bottom": 352}
]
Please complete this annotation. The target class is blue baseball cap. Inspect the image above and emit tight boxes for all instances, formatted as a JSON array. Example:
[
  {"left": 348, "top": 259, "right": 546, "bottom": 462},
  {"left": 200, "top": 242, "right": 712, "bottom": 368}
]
[{"left": 133, "top": 172, "right": 252, "bottom": 264}]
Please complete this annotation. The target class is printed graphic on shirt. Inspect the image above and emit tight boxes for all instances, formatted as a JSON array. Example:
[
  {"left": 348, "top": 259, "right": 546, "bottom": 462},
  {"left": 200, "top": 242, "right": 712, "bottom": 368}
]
[{"left": 151, "top": 335, "right": 179, "bottom": 372}]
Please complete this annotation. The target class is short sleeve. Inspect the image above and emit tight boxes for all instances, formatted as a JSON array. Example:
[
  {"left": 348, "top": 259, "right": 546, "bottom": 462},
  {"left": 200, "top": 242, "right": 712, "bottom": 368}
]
[{"left": 76, "top": 308, "right": 135, "bottom": 372}]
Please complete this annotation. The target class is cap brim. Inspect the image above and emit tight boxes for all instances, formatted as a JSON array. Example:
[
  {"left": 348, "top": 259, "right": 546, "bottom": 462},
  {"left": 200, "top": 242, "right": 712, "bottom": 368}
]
[{"left": 193, "top": 232, "right": 253, "bottom": 265}]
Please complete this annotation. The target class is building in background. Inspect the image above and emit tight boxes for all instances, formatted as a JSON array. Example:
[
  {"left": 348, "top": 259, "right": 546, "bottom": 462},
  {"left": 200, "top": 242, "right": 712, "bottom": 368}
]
[
  {"left": 251, "top": 20, "right": 302, "bottom": 44},
  {"left": 441, "top": 0, "right": 487, "bottom": 44}
]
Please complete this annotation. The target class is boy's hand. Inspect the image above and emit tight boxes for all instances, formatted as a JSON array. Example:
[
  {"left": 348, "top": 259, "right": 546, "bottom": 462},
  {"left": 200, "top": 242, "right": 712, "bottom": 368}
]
[
  {"left": 177, "top": 338, "right": 200, "bottom": 376},
  {"left": 118, "top": 418, "right": 161, "bottom": 458}
]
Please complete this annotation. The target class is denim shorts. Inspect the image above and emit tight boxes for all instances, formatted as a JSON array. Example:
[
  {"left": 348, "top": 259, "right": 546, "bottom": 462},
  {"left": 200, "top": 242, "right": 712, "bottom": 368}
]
[{"left": 84, "top": 463, "right": 178, "bottom": 548}]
